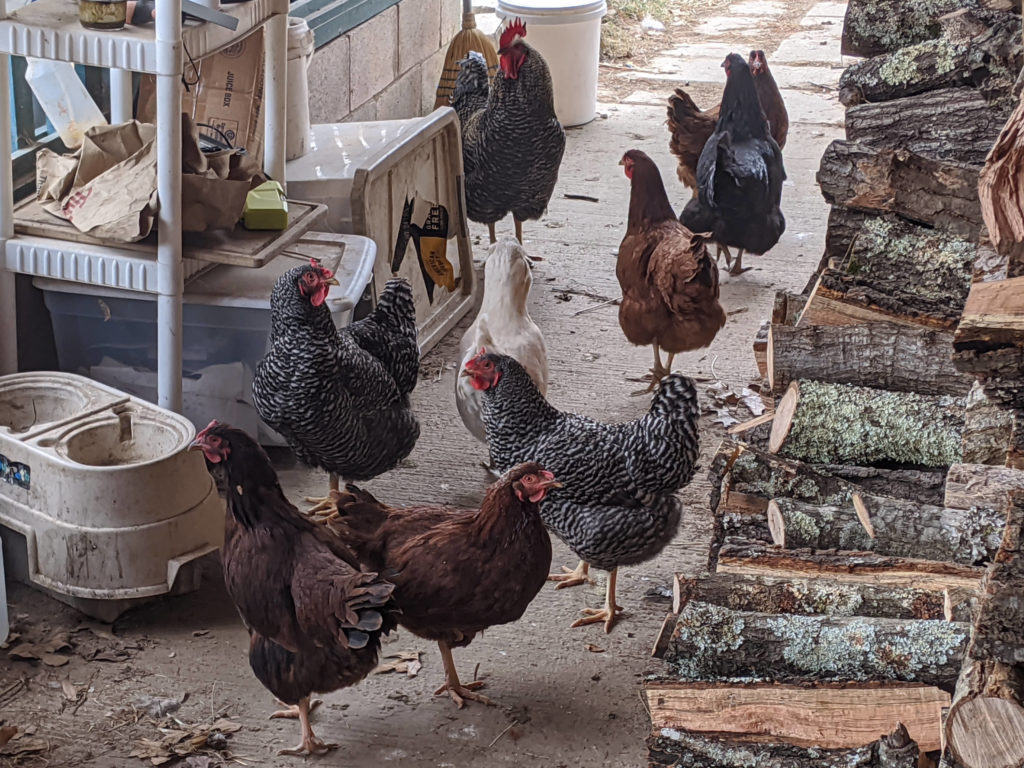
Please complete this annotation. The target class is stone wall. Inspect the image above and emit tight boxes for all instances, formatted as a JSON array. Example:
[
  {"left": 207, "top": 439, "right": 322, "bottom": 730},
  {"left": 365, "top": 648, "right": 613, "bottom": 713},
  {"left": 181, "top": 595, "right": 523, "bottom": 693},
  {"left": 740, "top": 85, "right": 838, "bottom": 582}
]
[{"left": 307, "top": 0, "right": 463, "bottom": 122}]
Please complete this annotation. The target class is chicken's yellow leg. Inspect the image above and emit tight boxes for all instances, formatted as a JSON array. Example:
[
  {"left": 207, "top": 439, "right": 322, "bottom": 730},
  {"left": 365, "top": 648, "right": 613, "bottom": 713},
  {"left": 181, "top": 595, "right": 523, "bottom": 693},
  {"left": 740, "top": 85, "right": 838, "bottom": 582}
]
[
  {"left": 433, "top": 641, "right": 495, "bottom": 709},
  {"left": 277, "top": 696, "right": 337, "bottom": 757},
  {"left": 728, "top": 249, "right": 751, "bottom": 276},
  {"left": 488, "top": 222, "right": 497, "bottom": 244},
  {"left": 270, "top": 698, "right": 322, "bottom": 719},
  {"left": 306, "top": 473, "right": 341, "bottom": 519},
  {"left": 547, "top": 560, "right": 595, "bottom": 589},
  {"left": 570, "top": 568, "right": 624, "bottom": 634},
  {"left": 514, "top": 217, "right": 523, "bottom": 244}
]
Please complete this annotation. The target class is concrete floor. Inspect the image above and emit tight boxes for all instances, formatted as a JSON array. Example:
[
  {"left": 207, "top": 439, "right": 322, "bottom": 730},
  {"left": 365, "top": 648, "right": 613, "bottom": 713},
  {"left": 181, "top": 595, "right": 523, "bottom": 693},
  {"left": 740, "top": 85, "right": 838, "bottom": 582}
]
[{"left": 0, "top": 3, "right": 848, "bottom": 765}]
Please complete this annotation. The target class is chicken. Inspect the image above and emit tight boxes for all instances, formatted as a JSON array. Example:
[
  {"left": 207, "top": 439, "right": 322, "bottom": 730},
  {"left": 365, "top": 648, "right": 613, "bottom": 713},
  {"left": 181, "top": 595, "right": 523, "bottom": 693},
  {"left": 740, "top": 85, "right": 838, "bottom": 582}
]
[
  {"left": 617, "top": 150, "right": 726, "bottom": 389},
  {"left": 463, "top": 352, "right": 701, "bottom": 632},
  {"left": 451, "top": 18, "right": 566, "bottom": 244},
  {"left": 189, "top": 421, "right": 397, "bottom": 756},
  {"left": 317, "top": 463, "right": 560, "bottom": 708},
  {"left": 456, "top": 236, "right": 548, "bottom": 447},
  {"left": 252, "top": 260, "right": 420, "bottom": 515},
  {"left": 679, "top": 53, "right": 787, "bottom": 276},
  {"left": 667, "top": 50, "right": 788, "bottom": 196}
]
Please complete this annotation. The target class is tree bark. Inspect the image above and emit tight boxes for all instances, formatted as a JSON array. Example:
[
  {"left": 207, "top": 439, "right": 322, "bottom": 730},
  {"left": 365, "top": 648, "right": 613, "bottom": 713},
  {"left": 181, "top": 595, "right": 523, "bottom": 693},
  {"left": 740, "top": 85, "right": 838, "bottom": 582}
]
[
  {"left": 818, "top": 141, "right": 984, "bottom": 239},
  {"left": 716, "top": 539, "right": 986, "bottom": 594},
  {"left": 769, "top": 323, "right": 972, "bottom": 396},
  {"left": 839, "top": 15, "right": 1022, "bottom": 108},
  {"left": 671, "top": 571, "right": 971, "bottom": 621},
  {"left": 845, "top": 88, "right": 1010, "bottom": 166},
  {"left": 721, "top": 509, "right": 773, "bottom": 543},
  {"left": 953, "top": 346, "right": 1024, "bottom": 410},
  {"left": 841, "top": 0, "right": 980, "bottom": 57},
  {"left": 954, "top": 276, "right": 1024, "bottom": 347},
  {"left": 963, "top": 381, "right": 1020, "bottom": 465},
  {"left": 944, "top": 463, "right": 1024, "bottom": 510},
  {"left": 819, "top": 463, "right": 948, "bottom": 504},
  {"left": 969, "top": 492, "right": 1024, "bottom": 665},
  {"left": 979, "top": 88, "right": 1024, "bottom": 270},
  {"left": 944, "top": 657, "right": 1024, "bottom": 768},
  {"left": 769, "top": 380, "right": 965, "bottom": 468},
  {"left": 647, "top": 725, "right": 919, "bottom": 768},
  {"left": 660, "top": 600, "right": 968, "bottom": 689},
  {"left": 766, "top": 495, "right": 1004, "bottom": 565}
]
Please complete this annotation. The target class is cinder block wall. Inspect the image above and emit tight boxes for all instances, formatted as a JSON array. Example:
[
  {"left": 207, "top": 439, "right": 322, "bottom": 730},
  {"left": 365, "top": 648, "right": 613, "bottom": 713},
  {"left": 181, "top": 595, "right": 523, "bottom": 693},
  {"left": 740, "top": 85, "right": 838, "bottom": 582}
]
[{"left": 307, "top": 0, "right": 463, "bottom": 122}]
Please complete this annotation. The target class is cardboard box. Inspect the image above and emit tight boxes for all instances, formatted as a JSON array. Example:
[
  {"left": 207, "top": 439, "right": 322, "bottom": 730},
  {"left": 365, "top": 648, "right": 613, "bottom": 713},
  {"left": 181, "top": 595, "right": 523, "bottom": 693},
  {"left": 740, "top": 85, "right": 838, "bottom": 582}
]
[{"left": 137, "top": 28, "right": 264, "bottom": 158}]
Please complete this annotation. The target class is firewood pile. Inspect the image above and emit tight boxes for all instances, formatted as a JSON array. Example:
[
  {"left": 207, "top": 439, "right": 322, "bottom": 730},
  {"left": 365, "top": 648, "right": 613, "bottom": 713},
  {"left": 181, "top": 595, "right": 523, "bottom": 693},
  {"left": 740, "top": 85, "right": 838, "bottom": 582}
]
[{"left": 643, "top": 3, "right": 1024, "bottom": 767}]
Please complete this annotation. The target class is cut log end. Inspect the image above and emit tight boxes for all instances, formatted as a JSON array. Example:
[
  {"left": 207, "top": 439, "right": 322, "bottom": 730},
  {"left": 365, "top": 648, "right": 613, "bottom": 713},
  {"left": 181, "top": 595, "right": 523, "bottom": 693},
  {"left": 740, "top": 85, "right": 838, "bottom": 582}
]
[
  {"left": 767, "top": 326, "right": 777, "bottom": 392},
  {"left": 947, "top": 696, "right": 1024, "bottom": 768},
  {"left": 769, "top": 381, "right": 800, "bottom": 453}
]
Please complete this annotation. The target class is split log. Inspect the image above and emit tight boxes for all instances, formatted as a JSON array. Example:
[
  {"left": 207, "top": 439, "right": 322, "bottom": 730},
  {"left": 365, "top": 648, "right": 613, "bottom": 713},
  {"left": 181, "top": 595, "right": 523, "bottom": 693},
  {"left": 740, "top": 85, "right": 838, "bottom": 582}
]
[
  {"left": 647, "top": 724, "right": 919, "bottom": 768},
  {"left": 769, "top": 380, "right": 965, "bottom": 468},
  {"left": 644, "top": 679, "right": 950, "bottom": 751},
  {"left": 819, "top": 463, "right": 948, "bottom": 504},
  {"left": 768, "top": 323, "right": 971, "bottom": 396},
  {"left": 754, "top": 291, "right": 808, "bottom": 376},
  {"left": 953, "top": 346, "right": 1024, "bottom": 410},
  {"left": 944, "top": 657, "right": 1024, "bottom": 768},
  {"left": 716, "top": 539, "right": 986, "bottom": 593},
  {"left": 659, "top": 601, "right": 968, "bottom": 689},
  {"left": 670, "top": 571, "right": 971, "bottom": 621},
  {"left": 963, "top": 381, "right": 1019, "bottom": 465},
  {"left": 954, "top": 276, "right": 1024, "bottom": 347},
  {"left": 841, "top": 0, "right": 980, "bottom": 57},
  {"left": 969, "top": 492, "right": 1024, "bottom": 664},
  {"left": 845, "top": 88, "right": 1010, "bottom": 166},
  {"left": 944, "top": 463, "right": 1024, "bottom": 509},
  {"left": 979, "top": 89, "right": 1024, "bottom": 269},
  {"left": 818, "top": 141, "right": 983, "bottom": 239},
  {"left": 822, "top": 205, "right": 872, "bottom": 271}
]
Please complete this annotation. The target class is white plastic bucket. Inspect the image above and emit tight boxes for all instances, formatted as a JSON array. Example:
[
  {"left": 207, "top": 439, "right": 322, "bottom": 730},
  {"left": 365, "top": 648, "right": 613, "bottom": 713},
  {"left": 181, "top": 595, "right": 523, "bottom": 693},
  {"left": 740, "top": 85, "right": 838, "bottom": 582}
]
[
  {"left": 495, "top": 0, "right": 608, "bottom": 127},
  {"left": 286, "top": 17, "right": 316, "bottom": 161}
]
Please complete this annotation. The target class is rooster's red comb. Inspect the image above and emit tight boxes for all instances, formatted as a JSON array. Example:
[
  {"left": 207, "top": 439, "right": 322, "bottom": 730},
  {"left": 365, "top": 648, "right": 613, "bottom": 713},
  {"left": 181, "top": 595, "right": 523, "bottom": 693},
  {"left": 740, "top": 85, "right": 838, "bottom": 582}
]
[
  {"left": 499, "top": 17, "right": 526, "bottom": 48},
  {"left": 196, "top": 420, "right": 220, "bottom": 439},
  {"left": 309, "top": 258, "right": 334, "bottom": 278}
]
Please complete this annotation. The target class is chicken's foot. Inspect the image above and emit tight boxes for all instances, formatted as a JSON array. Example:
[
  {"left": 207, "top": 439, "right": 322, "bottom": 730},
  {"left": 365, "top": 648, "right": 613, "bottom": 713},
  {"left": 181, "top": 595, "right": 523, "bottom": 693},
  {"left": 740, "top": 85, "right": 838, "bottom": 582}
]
[
  {"left": 547, "top": 560, "right": 595, "bottom": 589},
  {"left": 269, "top": 698, "right": 323, "bottom": 720},
  {"left": 305, "top": 473, "right": 342, "bottom": 519},
  {"left": 728, "top": 249, "right": 752, "bottom": 276},
  {"left": 631, "top": 345, "right": 670, "bottom": 396},
  {"left": 488, "top": 222, "right": 497, "bottom": 244},
  {"left": 514, "top": 217, "right": 523, "bottom": 244},
  {"left": 715, "top": 243, "right": 732, "bottom": 267},
  {"left": 433, "top": 641, "right": 495, "bottom": 709},
  {"left": 277, "top": 697, "right": 338, "bottom": 757},
  {"left": 570, "top": 568, "right": 624, "bottom": 634}
]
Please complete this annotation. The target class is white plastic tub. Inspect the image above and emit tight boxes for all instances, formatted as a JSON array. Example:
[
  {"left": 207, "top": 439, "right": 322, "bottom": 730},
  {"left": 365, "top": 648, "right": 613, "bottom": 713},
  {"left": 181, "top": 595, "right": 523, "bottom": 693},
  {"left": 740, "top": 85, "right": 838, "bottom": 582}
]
[{"left": 496, "top": 0, "right": 608, "bottom": 127}]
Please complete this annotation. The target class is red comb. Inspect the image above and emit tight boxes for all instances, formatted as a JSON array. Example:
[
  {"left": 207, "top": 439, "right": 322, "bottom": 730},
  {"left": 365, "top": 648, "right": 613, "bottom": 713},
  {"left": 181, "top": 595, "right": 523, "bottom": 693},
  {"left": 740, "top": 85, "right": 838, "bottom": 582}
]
[
  {"left": 196, "top": 420, "right": 219, "bottom": 439},
  {"left": 499, "top": 17, "right": 526, "bottom": 48},
  {"left": 309, "top": 257, "right": 335, "bottom": 279}
]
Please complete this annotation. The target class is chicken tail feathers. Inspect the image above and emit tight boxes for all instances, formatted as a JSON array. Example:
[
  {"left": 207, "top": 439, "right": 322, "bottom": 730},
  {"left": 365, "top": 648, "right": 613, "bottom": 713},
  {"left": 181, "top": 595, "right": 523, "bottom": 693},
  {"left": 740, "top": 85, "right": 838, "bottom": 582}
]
[
  {"left": 345, "top": 277, "right": 420, "bottom": 397},
  {"left": 666, "top": 87, "right": 701, "bottom": 127},
  {"left": 453, "top": 51, "right": 491, "bottom": 116}
]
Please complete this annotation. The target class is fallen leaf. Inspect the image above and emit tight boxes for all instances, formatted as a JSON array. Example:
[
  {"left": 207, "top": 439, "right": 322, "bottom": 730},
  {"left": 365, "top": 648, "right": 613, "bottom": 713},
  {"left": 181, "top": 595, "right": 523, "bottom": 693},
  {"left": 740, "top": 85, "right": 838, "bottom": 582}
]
[
  {"left": 406, "top": 658, "right": 422, "bottom": 678},
  {"left": 0, "top": 735, "right": 48, "bottom": 756},
  {"left": 132, "top": 693, "right": 188, "bottom": 719},
  {"left": 43, "top": 632, "right": 72, "bottom": 654},
  {"left": 740, "top": 387, "right": 767, "bottom": 416},
  {"left": 373, "top": 651, "right": 421, "bottom": 676},
  {"left": 585, "top": 644, "right": 606, "bottom": 653},
  {"left": 61, "top": 680, "right": 78, "bottom": 701},
  {"left": 73, "top": 622, "right": 118, "bottom": 643},
  {"left": 0, "top": 632, "right": 20, "bottom": 650},
  {"left": 90, "top": 648, "right": 129, "bottom": 662},
  {"left": 8, "top": 643, "right": 40, "bottom": 661},
  {"left": 42, "top": 653, "right": 70, "bottom": 667},
  {"left": 0, "top": 726, "right": 16, "bottom": 747}
]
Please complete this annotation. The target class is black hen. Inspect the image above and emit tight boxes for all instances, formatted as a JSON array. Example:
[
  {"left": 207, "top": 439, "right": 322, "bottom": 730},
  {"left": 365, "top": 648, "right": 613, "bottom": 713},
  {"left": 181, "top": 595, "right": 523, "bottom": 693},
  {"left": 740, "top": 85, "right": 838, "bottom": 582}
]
[
  {"left": 680, "top": 53, "right": 786, "bottom": 276},
  {"left": 190, "top": 422, "right": 397, "bottom": 756},
  {"left": 252, "top": 260, "right": 420, "bottom": 514}
]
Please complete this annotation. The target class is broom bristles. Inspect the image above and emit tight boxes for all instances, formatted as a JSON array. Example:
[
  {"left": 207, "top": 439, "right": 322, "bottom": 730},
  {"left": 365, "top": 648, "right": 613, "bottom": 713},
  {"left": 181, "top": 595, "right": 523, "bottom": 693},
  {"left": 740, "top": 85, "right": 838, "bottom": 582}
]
[{"left": 434, "top": 18, "right": 499, "bottom": 110}]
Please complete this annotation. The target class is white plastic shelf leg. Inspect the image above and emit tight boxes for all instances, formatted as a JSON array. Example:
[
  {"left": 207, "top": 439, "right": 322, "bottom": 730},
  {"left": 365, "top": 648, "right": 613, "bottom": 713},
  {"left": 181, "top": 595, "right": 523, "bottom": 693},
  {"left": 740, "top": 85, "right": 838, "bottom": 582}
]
[
  {"left": 263, "top": 11, "right": 286, "bottom": 187},
  {"left": 109, "top": 69, "right": 133, "bottom": 124},
  {"left": 0, "top": 30, "right": 16, "bottom": 373}
]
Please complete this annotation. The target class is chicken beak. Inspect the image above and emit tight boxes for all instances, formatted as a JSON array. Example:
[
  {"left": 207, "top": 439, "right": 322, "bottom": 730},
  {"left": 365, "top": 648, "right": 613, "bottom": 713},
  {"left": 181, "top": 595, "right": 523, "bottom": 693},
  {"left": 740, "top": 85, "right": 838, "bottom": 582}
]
[
  {"left": 460, "top": 367, "right": 473, "bottom": 377},
  {"left": 543, "top": 480, "right": 564, "bottom": 489},
  {"left": 187, "top": 438, "right": 203, "bottom": 452},
  {"left": 327, "top": 277, "right": 340, "bottom": 286}
]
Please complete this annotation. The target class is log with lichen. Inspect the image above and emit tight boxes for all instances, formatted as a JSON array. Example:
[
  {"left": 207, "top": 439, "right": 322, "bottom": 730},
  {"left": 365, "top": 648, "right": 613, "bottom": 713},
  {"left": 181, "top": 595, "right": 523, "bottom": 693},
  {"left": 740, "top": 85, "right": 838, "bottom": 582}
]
[
  {"left": 969, "top": 492, "right": 1024, "bottom": 665},
  {"left": 953, "top": 276, "right": 1024, "bottom": 409},
  {"left": 943, "top": 657, "right": 1024, "bottom": 768},
  {"left": 766, "top": 495, "right": 1004, "bottom": 564},
  {"left": 769, "top": 380, "right": 965, "bottom": 467},
  {"left": 818, "top": 141, "right": 983, "bottom": 239},
  {"left": 769, "top": 323, "right": 972, "bottom": 396},
  {"left": 659, "top": 600, "right": 968, "bottom": 689},
  {"left": 841, "top": 0, "right": 981, "bottom": 58},
  {"left": 669, "top": 571, "right": 971, "bottom": 622},
  {"left": 647, "top": 724, "right": 919, "bottom": 768},
  {"left": 944, "top": 463, "right": 1024, "bottom": 510}
]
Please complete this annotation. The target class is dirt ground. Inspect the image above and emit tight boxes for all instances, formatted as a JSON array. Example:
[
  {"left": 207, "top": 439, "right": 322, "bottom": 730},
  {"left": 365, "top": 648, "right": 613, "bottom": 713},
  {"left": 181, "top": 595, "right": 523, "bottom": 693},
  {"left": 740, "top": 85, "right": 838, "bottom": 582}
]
[{"left": 0, "top": 3, "right": 849, "bottom": 765}]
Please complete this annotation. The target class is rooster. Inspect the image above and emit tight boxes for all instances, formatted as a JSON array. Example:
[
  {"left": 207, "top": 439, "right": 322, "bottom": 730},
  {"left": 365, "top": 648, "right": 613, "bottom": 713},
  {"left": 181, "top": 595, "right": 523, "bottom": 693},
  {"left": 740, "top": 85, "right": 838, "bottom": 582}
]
[
  {"left": 667, "top": 50, "right": 788, "bottom": 196},
  {"left": 679, "top": 53, "right": 786, "bottom": 276},
  {"left": 317, "top": 463, "right": 560, "bottom": 708},
  {"left": 463, "top": 352, "right": 700, "bottom": 632},
  {"left": 252, "top": 260, "right": 420, "bottom": 515},
  {"left": 456, "top": 236, "right": 548, "bottom": 447},
  {"left": 451, "top": 18, "right": 566, "bottom": 244},
  {"left": 617, "top": 149, "right": 726, "bottom": 388},
  {"left": 189, "top": 422, "right": 397, "bottom": 756}
]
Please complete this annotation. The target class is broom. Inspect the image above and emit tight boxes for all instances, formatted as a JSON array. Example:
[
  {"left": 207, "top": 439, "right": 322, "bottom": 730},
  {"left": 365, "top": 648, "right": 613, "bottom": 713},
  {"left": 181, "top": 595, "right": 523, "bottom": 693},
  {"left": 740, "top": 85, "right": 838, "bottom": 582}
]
[{"left": 434, "top": 0, "right": 500, "bottom": 110}]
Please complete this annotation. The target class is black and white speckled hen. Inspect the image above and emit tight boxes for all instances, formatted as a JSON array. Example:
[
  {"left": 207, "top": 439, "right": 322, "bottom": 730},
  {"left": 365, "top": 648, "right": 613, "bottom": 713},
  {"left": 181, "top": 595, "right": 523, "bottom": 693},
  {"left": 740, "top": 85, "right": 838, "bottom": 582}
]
[
  {"left": 462, "top": 352, "right": 701, "bottom": 632},
  {"left": 252, "top": 259, "right": 420, "bottom": 514},
  {"left": 189, "top": 422, "right": 397, "bottom": 756},
  {"left": 451, "top": 18, "right": 566, "bottom": 244}
]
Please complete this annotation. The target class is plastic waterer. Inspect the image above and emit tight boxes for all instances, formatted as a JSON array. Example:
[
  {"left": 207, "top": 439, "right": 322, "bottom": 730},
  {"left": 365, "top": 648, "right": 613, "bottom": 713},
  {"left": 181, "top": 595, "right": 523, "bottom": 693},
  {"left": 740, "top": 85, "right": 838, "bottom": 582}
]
[
  {"left": 35, "top": 233, "right": 376, "bottom": 447},
  {"left": 496, "top": 0, "right": 608, "bottom": 127},
  {"left": 0, "top": 372, "right": 224, "bottom": 621},
  {"left": 24, "top": 59, "right": 107, "bottom": 148},
  {"left": 285, "top": 108, "right": 478, "bottom": 354}
]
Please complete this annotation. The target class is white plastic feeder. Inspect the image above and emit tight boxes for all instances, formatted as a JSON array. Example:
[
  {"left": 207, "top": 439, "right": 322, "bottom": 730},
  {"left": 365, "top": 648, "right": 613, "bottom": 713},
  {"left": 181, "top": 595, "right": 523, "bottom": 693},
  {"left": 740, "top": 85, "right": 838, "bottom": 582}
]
[
  {"left": 496, "top": 0, "right": 608, "bottom": 127},
  {"left": 0, "top": 372, "right": 224, "bottom": 621}
]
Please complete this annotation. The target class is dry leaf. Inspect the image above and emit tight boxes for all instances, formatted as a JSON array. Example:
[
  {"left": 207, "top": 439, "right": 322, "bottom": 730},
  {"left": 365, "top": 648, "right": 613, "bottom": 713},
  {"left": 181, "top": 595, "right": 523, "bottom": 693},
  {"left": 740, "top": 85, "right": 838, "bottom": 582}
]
[
  {"left": 132, "top": 693, "right": 188, "bottom": 719},
  {"left": 0, "top": 632, "right": 20, "bottom": 650},
  {"left": 43, "top": 632, "right": 72, "bottom": 654},
  {"left": 406, "top": 658, "right": 422, "bottom": 677},
  {"left": 585, "top": 643, "right": 606, "bottom": 653},
  {"left": 0, "top": 726, "right": 16, "bottom": 747},
  {"left": 74, "top": 622, "right": 118, "bottom": 643},
  {"left": 740, "top": 387, "right": 766, "bottom": 417},
  {"left": 0, "top": 735, "right": 48, "bottom": 756},
  {"left": 61, "top": 680, "right": 78, "bottom": 701},
  {"left": 42, "top": 653, "right": 70, "bottom": 667},
  {"left": 373, "top": 651, "right": 421, "bottom": 676},
  {"left": 91, "top": 648, "right": 129, "bottom": 662}
]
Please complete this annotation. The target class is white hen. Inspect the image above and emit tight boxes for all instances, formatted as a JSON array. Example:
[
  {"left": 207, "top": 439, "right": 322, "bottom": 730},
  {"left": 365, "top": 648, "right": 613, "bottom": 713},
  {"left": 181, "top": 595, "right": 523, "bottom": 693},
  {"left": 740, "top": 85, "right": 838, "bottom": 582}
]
[{"left": 456, "top": 236, "right": 549, "bottom": 444}]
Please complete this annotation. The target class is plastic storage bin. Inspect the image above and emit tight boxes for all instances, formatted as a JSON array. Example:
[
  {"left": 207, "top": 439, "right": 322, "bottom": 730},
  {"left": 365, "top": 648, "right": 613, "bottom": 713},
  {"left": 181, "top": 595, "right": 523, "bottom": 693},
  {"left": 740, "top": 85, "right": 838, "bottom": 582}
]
[
  {"left": 285, "top": 108, "right": 477, "bottom": 354},
  {"left": 496, "top": 0, "right": 608, "bottom": 127},
  {"left": 0, "top": 539, "right": 7, "bottom": 643},
  {"left": 34, "top": 233, "right": 376, "bottom": 446}
]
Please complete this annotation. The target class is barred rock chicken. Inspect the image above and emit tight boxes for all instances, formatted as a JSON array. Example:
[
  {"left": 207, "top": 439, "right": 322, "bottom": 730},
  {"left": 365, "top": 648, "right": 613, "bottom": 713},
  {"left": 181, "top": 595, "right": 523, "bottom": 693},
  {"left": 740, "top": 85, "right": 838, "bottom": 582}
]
[
  {"left": 464, "top": 352, "right": 701, "bottom": 632},
  {"left": 617, "top": 149, "right": 725, "bottom": 389},
  {"left": 317, "top": 463, "right": 559, "bottom": 708},
  {"left": 667, "top": 49, "right": 788, "bottom": 195},
  {"left": 456, "top": 236, "right": 548, "bottom": 446},
  {"left": 190, "top": 422, "right": 397, "bottom": 756},
  {"left": 680, "top": 53, "right": 786, "bottom": 276},
  {"left": 252, "top": 260, "right": 420, "bottom": 515},
  {"left": 451, "top": 18, "right": 566, "bottom": 244}
]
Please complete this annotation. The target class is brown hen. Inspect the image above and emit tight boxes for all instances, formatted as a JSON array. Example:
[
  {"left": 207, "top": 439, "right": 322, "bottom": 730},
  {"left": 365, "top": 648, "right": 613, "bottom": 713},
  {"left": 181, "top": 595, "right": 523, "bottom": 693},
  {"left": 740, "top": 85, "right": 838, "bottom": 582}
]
[
  {"left": 667, "top": 49, "right": 788, "bottom": 195},
  {"left": 617, "top": 149, "right": 726, "bottom": 387},
  {"left": 316, "top": 463, "right": 559, "bottom": 708}
]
